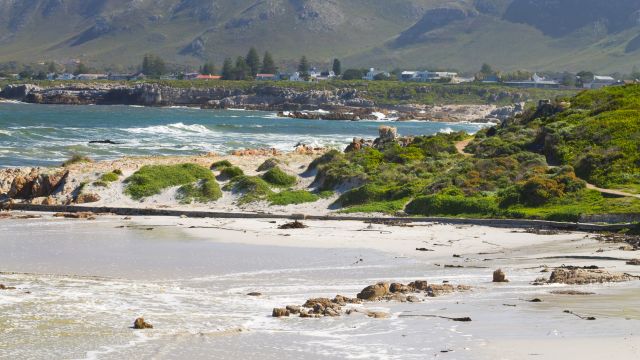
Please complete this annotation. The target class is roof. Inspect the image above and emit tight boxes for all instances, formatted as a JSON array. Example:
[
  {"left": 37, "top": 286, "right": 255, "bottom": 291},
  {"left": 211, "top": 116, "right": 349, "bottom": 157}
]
[
  {"left": 256, "top": 73, "right": 276, "bottom": 77},
  {"left": 196, "top": 75, "right": 222, "bottom": 80},
  {"left": 593, "top": 75, "right": 615, "bottom": 82}
]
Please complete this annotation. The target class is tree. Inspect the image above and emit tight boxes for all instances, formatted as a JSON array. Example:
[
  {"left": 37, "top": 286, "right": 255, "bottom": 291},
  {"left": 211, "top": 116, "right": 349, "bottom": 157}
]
[
  {"left": 576, "top": 71, "right": 594, "bottom": 87},
  {"left": 630, "top": 65, "right": 640, "bottom": 80},
  {"left": 561, "top": 72, "right": 576, "bottom": 87},
  {"left": 245, "top": 47, "right": 260, "bottom": 76},
  {"left": 332, "top": 58, "right": 341, "bottom": 76},
  {"left": 261, "top": 51, "right": 277, "bottom": 74},
  {"left": 234, "top": 56, "right": 249, "bottom": 80},
  {"left": 221, "top": 58, "right": 234, "bottom": 80},
  {"left": 46, "top": 61, "right": 57, "bottom": 73},
  {"left": 201, "top": 62, "right": 217, "bottom": 75},
  {"left": 373, "top": 73, "right": 390, "bottom": 81},
  {"left": 341, "top": 68, "right": 365, "bottom": 80},
  {"left": 74, "top": 62, "right": 90, "bottom": 75},
  {"left": 480, "top": 63, "right": 494, "bottom": 76},
  {"left": 141, "top": 54, "right": 166, "bottom": 77},
  {"left": 298, "top": 56, "right": 310, "bottom": 74}
]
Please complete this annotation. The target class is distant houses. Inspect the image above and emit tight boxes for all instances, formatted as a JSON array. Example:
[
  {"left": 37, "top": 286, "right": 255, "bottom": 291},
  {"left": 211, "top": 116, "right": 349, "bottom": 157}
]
[
  {"left": 503, "top": 73, "right": 561, "bottom": 89},
  {"left": 363, "top": 68, "right": 390, "bottom": 81},
  {"left": 399, "top": 71, "right": 460, "bottom": 82},
  {"left": 584, "top": 75, "right": 617, "bottom": 89}
]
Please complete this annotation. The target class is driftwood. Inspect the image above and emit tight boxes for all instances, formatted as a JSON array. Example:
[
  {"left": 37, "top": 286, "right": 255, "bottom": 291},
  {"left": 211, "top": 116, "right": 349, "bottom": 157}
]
[{"left": 398, "top": 314, "right": 472, "bottom": 322}]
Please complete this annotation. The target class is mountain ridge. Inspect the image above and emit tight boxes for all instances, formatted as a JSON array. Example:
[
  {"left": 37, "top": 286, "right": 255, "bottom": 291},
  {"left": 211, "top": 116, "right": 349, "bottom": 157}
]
[{"left": 0, "top": 0, "right": 639, "bottom": 73}]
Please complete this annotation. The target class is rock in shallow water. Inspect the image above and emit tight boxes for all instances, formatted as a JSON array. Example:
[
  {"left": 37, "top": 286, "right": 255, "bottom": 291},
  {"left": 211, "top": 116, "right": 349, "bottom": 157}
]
[{"left": 133, "top": 318, "right": 153, "bottom": 329}]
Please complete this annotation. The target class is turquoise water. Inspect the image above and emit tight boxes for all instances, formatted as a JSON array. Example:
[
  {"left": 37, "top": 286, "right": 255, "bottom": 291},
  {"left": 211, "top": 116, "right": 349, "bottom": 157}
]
[{"left": 0, "top": 102, "right": 486, "bottom": 167}]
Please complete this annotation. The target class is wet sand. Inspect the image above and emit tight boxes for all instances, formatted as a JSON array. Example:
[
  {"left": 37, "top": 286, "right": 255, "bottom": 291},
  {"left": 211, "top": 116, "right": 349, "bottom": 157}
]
[{"left": 1, "top": 213, "right": 639, "bottom": 359}]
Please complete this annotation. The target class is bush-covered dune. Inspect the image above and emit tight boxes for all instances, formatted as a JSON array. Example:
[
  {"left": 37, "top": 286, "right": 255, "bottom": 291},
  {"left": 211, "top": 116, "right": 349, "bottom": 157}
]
[{"left": 314, "top": 85, "right": 640, "bottom": 220}]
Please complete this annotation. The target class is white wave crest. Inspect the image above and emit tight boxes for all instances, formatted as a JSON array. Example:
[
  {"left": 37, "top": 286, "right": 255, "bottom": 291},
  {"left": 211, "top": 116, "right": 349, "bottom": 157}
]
[
  {"left": 124, "top": 122, "right": 213, "bottom": 136},
  {"left": 438, "top": 127, "right": 454, "bottom": 134}
]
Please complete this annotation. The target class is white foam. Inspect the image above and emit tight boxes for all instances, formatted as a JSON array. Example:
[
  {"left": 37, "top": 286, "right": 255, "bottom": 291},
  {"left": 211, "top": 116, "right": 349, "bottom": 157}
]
[{"left": 124, "top": 122, "right": 213, "bottom": 135}]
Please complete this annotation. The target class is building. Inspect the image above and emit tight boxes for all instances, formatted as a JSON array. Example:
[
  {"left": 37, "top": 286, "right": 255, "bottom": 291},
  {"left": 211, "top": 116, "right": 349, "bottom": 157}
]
[
  {"left": 289, "top": 72, "right": 303, "bottom": 81},
  {"left": 399, "top": 71, "right": 458, "bottom": 82},
  {"left": 363, "top": 68, "right": 390, "bottom": 81},
  {"left": 107, "top": 73, "right": 131, "bottom": 81},
  {"left": 584, "top": 75, "right": 617, "bottom": 89},
  {"left": 256, "top": 73, "right": 277, "bottom": 81},
  {"left": 75, "top": 74, "right": 107, "bottom": 80},
  {"left": 504, "top": 73, "right": 561, "bottom": 89}
]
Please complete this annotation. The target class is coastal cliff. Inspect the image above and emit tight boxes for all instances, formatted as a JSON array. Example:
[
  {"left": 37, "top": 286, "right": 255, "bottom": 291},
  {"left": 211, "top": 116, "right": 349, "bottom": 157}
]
[{"left": 0, "top": 82, "right": 527, "bottom": 122}]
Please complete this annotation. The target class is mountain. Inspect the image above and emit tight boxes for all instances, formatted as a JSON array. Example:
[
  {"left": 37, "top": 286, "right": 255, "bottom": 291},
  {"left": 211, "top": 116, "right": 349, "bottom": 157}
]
[{"left": 0, "top": 0, "right": 639, "bottom": 73}]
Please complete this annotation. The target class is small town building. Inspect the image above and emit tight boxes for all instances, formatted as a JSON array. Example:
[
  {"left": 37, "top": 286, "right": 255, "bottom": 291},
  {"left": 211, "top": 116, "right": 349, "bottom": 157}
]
[
  {"left": 504, "top": 73, "right": 561, "bottom": 88},
  {"left": 75, "top": 74, "right": 107, "bottom": 80},
  {"left": 256, "top": 73, "right": 277, "bottom": 81},
  {"left": 584, "top": 75, "right": 617, "bottom": 89},
  {"left": 363, "top": 68, "right": 390, "bottom": 81}
]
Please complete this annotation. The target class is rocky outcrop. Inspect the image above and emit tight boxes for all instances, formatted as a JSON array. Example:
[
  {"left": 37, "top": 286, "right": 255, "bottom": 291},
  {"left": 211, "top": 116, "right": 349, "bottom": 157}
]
[
  {"left": 357, "top": 282, "right": 390, "bottom": 300},
  {"left": 133, "top": 318, "right": 153, "bottom": 329},
  {"left": 493, "top": 269, "right": 509, "bottom": 282},
  {"left": 546, "top": 267, "right": 634, "bottom": 285},
  {"left": 0, "top": 84, "right": 41, "bottom": 99},
  {"left": 2, "top": 168, "right": 68, "bottom": 199}
]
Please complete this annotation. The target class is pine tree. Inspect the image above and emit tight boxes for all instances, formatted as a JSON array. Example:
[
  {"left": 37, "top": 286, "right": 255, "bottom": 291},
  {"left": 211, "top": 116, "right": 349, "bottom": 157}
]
[
  {"left": 245, "top": 47, "right": 260, "bottom": 76},
  {"left": 222, "top": 58, "right": 234, "bottom": 80},
  {"left": 298, "top": 56, "right": 309, "bottom": 74},
  {"left": 201, "top": 62, "right": 217, "bottom": 75},
  {"left": 74, "top": 62, "right": 89, "bottom": 75},
  {"left": 261, "top": 51, "right": 277, "bottom": 74},
  {"left": 141, "top": 54, "right": 166, "bottom": 77},
  {"left": 332, "top": 58, "right": 341, "bottom": 76},
  {"left": 234, "top": 56, "right": 249, "bottom": 80}
]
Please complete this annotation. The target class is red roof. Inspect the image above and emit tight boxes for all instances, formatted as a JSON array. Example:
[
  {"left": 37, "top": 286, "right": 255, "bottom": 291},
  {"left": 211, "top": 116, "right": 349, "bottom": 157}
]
[{"left": 196, "top": 75, "right": 222, "bottom": 80}]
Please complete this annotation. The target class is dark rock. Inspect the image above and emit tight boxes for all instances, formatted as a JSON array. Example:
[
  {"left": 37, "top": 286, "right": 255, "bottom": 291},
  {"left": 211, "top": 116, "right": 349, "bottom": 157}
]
[
  {"left": 133, "top": 317, "right": 153, "bottom": 329},
  {"left": 278, "top": 220, "right": 307, "bottom": 229},
  {"left": 272, "top": 308, "right": 290, "bottom": 317},
  {"left": 408, "top": 280, "right": 429, "bottom": 291},
  {"left": 247, "top": 292, "right": 262, "bottom": 296},
  {"left": 493, "top": 269, "right": 509, "bottom": 283},
  {"left": 357, "top": 282, "right": 389, "bottom": 301}
]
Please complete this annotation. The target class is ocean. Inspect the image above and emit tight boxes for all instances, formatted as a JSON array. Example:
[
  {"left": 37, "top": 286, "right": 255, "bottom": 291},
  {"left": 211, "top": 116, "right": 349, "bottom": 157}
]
[{"left": 0, "top": 102, "right": 487, "bottom": 167}]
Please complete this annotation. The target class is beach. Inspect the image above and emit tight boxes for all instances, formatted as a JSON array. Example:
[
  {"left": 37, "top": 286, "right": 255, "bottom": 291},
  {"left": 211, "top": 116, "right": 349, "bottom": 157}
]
[{"left": 1, "top": 213, "right": 638, "bottom": 359}]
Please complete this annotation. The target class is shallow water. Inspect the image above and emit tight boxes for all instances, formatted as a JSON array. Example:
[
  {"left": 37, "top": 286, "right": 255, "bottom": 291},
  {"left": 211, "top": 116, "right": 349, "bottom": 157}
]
[
  {"left": 1, "top": 217, "right": 638, "bottom": 359},
  {"left": 0, "top": 103, "right": 486, "bottom": 167}
]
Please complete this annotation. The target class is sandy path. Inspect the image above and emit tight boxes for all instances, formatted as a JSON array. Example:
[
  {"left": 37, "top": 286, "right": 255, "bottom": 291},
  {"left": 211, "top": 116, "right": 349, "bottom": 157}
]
[{"left": 455, "top": 138, "right": 473, "bottom": 156}]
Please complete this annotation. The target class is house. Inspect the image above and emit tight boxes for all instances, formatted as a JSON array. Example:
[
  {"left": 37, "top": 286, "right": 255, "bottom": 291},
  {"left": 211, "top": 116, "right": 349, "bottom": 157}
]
[
  {"left": 194, "top": 74, "right": 222, "bottom": 80},
  {"left": 315, "top": 70, "right": 336, "bottom": 81},
  {"left": 129, "top": 73, "right": 147, "bottom": 81},
  {"left": 504, "top": 73, "right": 561, "bottom": 89},
  {"left": 256, "top": 73, "right": 277, "bottom": 81},
  {"left": 399, "top": 71, "right": 458, "bottom": 82},
  {"left": 107, "top": 73, "right": 132, "bottom": 81},
  {"left": 400, "top": 71, "right": 418, "bottom": 81},
  {"left": 451, "top": 76, "right": 475, "bottom": 84},
  {"left": 289, "top": 72, "right": 303, "bottom": 81},
  {"left": 76, "top": 74, "right": 106, "bottom": 80},
  {"left": 584, "top": 75, "right": 616, "bottom": 89},
  {"left": 363, "top": 68, "right": 390, "bottom": 81},
  {"left": 58, "top": 73, "right": 75, "bottom": 80}
]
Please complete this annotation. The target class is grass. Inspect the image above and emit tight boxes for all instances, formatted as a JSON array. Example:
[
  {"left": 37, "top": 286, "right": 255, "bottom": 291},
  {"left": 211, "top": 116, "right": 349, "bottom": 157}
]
[
  {"left": 211, "top": 160, "right": 233, "bottom": 170},
  {"left": 177, "top": 178, "right": 222, "bottom": 204},
  {"left": 340, "top": 198, "right": 410, "bottom": 214},
  {"left": 262, "top": 167, "right": 297, "bottom": 187},
  {"left": 125, "top": 163, "right": 214, "bottom": 200},
  {"left": 268, "top": 190, "right": 320, "bottom": 206},
  {"left": 218, "top": 166, "right": 244, "bottom": 180},
  {"left": 257, "top": 158, "right": 281, "bottom": 172},
  {"left": 93, "top": 170, "right": 122, "bottom": 187},
  {"left": 225, "top": 175, "right": 274, "bottom": 204},
  {"left": 62, "top": 154, "right": 92, "bottom": 167}
]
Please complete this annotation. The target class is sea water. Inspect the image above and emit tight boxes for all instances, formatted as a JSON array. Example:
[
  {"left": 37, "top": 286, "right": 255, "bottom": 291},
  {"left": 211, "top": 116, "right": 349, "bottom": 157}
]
[{"left": 0, "top": 102, "right": 486, "bottom": 167}]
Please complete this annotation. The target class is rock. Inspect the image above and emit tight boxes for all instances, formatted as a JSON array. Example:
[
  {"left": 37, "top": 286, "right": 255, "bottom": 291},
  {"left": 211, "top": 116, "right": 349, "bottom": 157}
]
[
  {"left": 0, "top": 284, "right": 16, "bottom": 290},
  {"left": 247, "top": 292, "right": 262, "bottom": 296},
  {"left": 626, "top": 259, "right": 640, "bottom": 266},
  {"left": 357, "top": 282, "right": 389, "bottom": 301},
  {"left": 493, "top": 269, "right": 509, "bottom": 283},
  {"left": 41, "top": 197, "right": 57, "bottom": 206},
  {"left": 389, "top": 283, "right": 411, "bottom": 293},
  {"left": 332, "top": 295, "right": 361, "bottom": 306},
  {"left": 528, "top": 298, "right": 543, "bottom": 302},
  {"left": 427, "top": 284, "right": 471, "bottom": 297},
  {"left": 76, "top": 193, "right": 100, "bottom": 204},
  {"left": 278, "top": 220, "right": 307, "bottom": 229},
  {"left": 53, "top": 212, "right": 96, "bottom": 220},
  {"left": 550, "top": 290, "right": 595, "bottom": 295},
  {"left": 385, "top": 293, "right": 407, "bottom": 302},
  {"left": 366, "top": 311, "right": 389, "bottom": 319},
  {"left": 408, "top": 280, "right": 429, "bottom": 291},
  {"left": 286, "top": 305, "right": 301, "bottom": 314},
  {"left": 406, "top": 295, "right": 421, "bottom": 303},
  {"left": 547, "top": 268, "right": 633, "bottom": 285},
  {"left": 133, "top": 318, "right": 153, "bottom": 329},
  {"left": 272, "top": 308, "right": 290, "bottom": 317},
  {"left": 303, "top": 298, "right": 342, "bottom": 315}
]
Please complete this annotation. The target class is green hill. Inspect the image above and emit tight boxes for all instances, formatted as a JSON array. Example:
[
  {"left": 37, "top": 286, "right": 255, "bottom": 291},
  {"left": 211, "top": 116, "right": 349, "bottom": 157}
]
[{"left": 0, "top": 0, "right": 639, "bottom": 73}]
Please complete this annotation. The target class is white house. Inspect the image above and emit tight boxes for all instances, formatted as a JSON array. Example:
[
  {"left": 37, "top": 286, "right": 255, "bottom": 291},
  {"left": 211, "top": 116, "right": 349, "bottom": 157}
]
[
  {"left": 504, "top": 73, "right": 561, "bottom": 88},
  {"left": 399, "top": 71, "right": 457, "bottom": 82},
  {"left": 76, "top": 73, "right": 106, "bottom": 80},
  {"left": 289, "top": 72, "right": 303, "bottom": 81},
  {"left": 363, "top": 68, "right": 390, "bottom": 81},
  {"left": 584, "top": 75, "right": 617, "bottom": 89},
  {"left": 58, "top": 73, "right": 76, "bottom": 80}
]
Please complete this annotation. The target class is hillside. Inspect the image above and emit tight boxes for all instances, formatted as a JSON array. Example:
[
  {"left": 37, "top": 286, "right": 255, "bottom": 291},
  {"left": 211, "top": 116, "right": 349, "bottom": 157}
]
[{"left": 0, "top": 0, "right": 639, "bottom": 73}]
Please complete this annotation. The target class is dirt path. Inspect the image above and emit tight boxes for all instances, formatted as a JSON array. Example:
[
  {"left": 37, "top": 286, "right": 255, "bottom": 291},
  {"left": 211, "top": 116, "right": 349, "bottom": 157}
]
[
  {"left": 455, "top": 138, "right": 473, "bottom": 156},
  {"left": 585, "top": 183, "right": 640, "bottom": 199}
]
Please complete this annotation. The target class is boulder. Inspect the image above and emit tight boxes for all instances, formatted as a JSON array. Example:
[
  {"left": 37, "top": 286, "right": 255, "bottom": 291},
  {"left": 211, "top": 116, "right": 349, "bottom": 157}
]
[
  {"left": 389, "top": 283, "right": 411, "bottom": 293},
  {"left": 0, "top": 284, "right": 16, "bottom": 290},
  {"left": 366, "top": 311, "right": 389, "bottom": 319},
  {"left": 493, "top": 269, "right": 509, "bottom": 283},
  {"left": 408, "top": 280, "right": 429, "bottom": 291},
  {"left": 133, "top": 318, "right": 153, "bottom": 329},
  {"left": 626, "top": 259, "right": 640, "bottom": 266},
  {"left": 286, "top": 305, "right": 301, "bottom": 314},
  {"left": 76, "top": 193, "right": 100, "bottom": 204},
  {"left": 272, "top": 308, "right": 290, "bottom": 317},
  {"left": 247, "top": 292, "right": 262, "bottom": 297},
  {"left": 406, "top": 295, "right": 421, "bottom": 303},
  {"left": 548, "top": 268, "right": 633, "bottom": 285},
  {"left": 357, "top": 282, "right": 390, "bottom": 301}
]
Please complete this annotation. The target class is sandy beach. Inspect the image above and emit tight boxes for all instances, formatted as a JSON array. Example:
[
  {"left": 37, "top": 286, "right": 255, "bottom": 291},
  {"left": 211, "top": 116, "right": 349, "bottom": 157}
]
[{"left": 1, "top": 212, "right": 638, "bottom": 359}]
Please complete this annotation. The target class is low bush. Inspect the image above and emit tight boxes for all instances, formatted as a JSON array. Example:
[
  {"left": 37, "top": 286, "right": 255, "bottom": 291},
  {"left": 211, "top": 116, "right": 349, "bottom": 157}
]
[
  {"left": 211, "top": 160, "right": 233, "bottom": 170},
  {"left": 268, "top": 190, "right": 319, "bottom": 205},
  {"left": 62, "top": 154, "right": 92, "bottom": 167},
  {"left": 218, "top": 166, "right": 244, "bottom": 180},
  {"left": 262, "top": 167, "right": 297, "bottom": 187},
  {"left": 177, "top": 178, "right": 222, "bottom": 204},
  {"left": 225, "top": 175, "right": 274, "bottom": 204},
  {"left": 125, "top": 163, "right": 214, "bottom": 200},
  {"left": 257, "top": 158, "right": 280, "bottom": 172},
  {"left": 405, "top": 195, "right": 500, "bottom": 216}
]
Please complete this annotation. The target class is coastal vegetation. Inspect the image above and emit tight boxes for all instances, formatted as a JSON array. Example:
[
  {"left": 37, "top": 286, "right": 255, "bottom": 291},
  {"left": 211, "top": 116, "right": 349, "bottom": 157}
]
[
  {"left": 93, "top": 170, "right": 122, "bottom": 187},
  {"left": 62, "top": 154, "right": 93, "bottom": 167},
  {"left": 315, "top": 85, "right": 640, "bottom": 219},
  {"left": 262, "top": 167, "right": 297, "bottom": 187},
  {"left": 125, "top": 164, "right": 217, "bottom": 200}
]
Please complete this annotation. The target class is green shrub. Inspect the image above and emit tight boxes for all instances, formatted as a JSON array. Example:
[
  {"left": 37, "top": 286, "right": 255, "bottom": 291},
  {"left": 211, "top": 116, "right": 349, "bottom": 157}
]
[
  {"left": 211, "top": 160, "right": 233, "bottom": 170},
  {"left": 405, "top": 195, "right": 500, "bottom": 216},
  {"left": 218, "top": 166, "right": 244, "bottom": 180},
  {"left": 519, "top": 176, "right": 565, "bottom": 206},
  {"left": 100, "top": 172, "right": 120, "bottom": 182},
  {"left": 93, "top": 181, "right": 108, "bottom": 187},
  {"left": 62, "top": 154, "right": 92, "bottom": 167},
  {"left": 307, "top": 150, "right": 343, "bottom": 171},
  {"left": 262, "top": 167, "right": 297, "bottom": 187},
  {"left": 177, "top": 178, "right": 222, "bottom": 204},
  {"left": 337, "top": 183, "right": 415, "bottom": 207},
  {"left": 268, "top": 190, "right": 319, "bottom": 205},
  {"left": 257, "top": 158, "right": 280, "bottom": 172},
  {"left": 545, "top": 210, "right": 581, "bottom": 222},
  {"left": 125, "top": 163, "right": 214, "bottom": 200},
  {"left": 226, "top": 175, "right": 274, "bottom": 204},
  {"left": 113, "top": 169, "right": 123, "bottom": 175}
]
